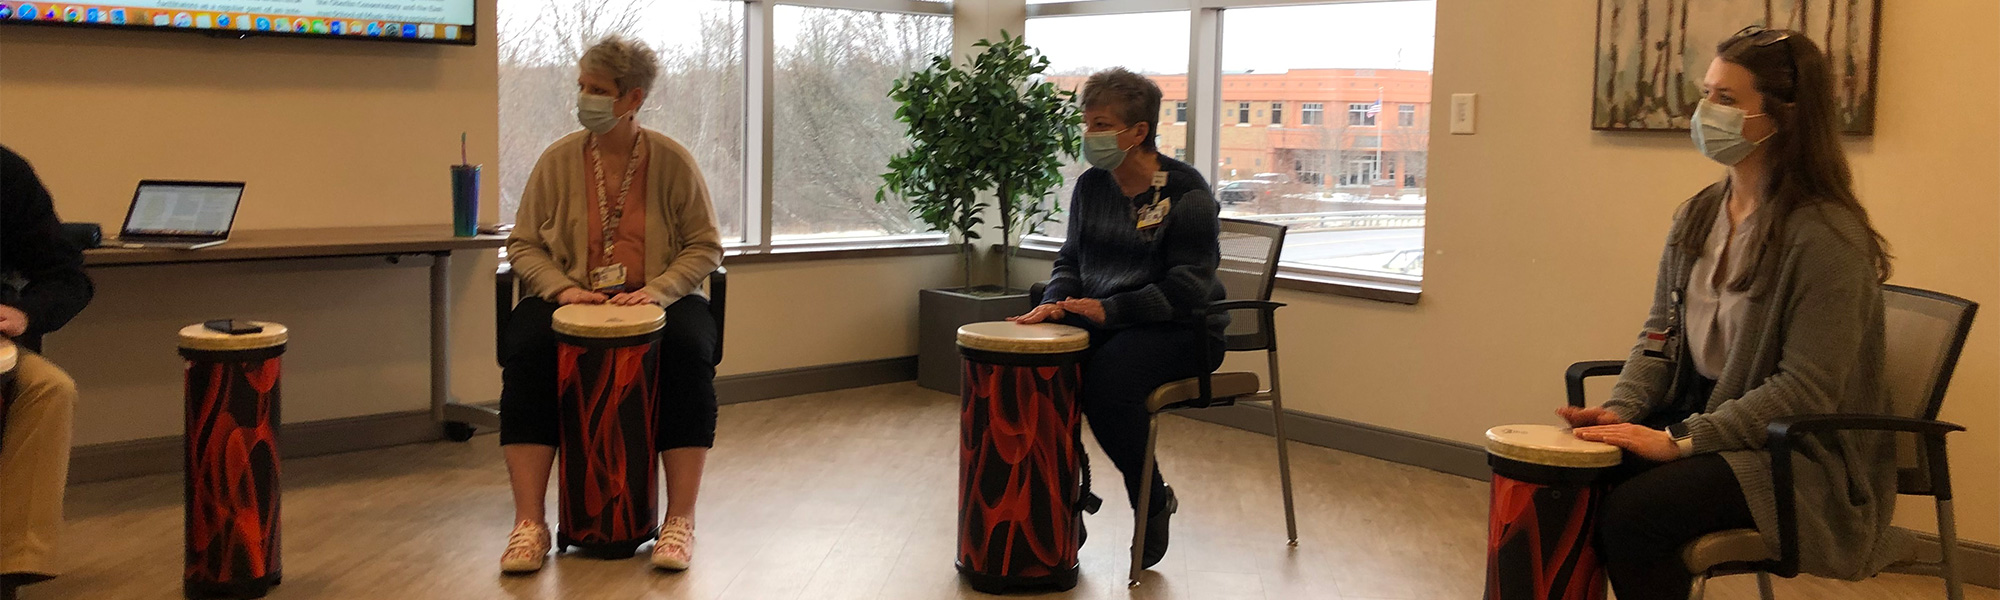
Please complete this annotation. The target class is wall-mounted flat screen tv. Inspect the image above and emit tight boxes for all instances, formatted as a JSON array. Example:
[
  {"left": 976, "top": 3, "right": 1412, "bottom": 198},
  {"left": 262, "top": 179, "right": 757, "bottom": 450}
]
[{"left": 0, "top": 0, "right": 474, "bottom": 44}]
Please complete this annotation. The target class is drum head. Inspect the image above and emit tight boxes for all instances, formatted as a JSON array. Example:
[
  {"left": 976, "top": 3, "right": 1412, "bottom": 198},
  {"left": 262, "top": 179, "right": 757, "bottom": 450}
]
[
  {"left": 0, "top": 339, "right": 14, "bottom": 374},
  {"left": 179, "top": 322, "right": 290, "bottom": 351},
  {"left": 553, "top": 304, "right": 667, "bottom": 339},
  {"left": 1485, "top": 424, "right": 1622, "bottom": 468},
  {"left": 956, "top": 321, "right": 1090, "bottom": 354}
]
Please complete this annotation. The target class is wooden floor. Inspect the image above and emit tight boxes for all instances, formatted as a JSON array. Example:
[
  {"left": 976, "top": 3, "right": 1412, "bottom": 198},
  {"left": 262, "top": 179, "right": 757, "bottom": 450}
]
[{"left": 35, "top": 382, "right": 1989, "bottom": 599}]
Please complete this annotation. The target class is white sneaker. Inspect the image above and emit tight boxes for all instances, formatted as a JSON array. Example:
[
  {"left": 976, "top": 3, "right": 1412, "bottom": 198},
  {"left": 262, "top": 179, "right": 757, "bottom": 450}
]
[
  {"left": 650, "top": 516, "right": 695, "bottom": 571},
  {"left": 500, "top": 520, "right": 552, "bottom": 574}
]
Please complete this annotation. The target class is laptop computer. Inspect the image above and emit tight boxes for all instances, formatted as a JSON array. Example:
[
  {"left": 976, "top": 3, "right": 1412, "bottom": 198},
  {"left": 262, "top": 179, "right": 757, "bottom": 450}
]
[{"left": 113, "top": 180, "right": 244, "bottom": 250}]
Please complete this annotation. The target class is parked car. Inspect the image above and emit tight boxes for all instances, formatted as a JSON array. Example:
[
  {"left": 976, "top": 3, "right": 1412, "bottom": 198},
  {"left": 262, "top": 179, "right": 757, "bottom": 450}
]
[{"left": 1218, "top": 180, "right": 1272, "bottom": 204}]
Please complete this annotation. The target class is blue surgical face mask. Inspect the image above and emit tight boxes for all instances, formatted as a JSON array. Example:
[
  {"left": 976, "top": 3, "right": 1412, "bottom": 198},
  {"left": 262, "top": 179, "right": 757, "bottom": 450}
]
[
  {"left": 1690, "top": 99, "right": 1774, "bottom": 166},
  {"left": 577, "top": 92, "right": 622, "bottom": 135},
  {"left": 1083, "top": 127, "right": 1133, "bottom": 170}
]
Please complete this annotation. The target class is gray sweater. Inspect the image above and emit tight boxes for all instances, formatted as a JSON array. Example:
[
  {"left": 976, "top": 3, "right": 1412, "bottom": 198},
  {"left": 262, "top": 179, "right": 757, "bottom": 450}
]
[
  {"left": 1604, "top": 183, "right": 1906, "bottom": 579},
  {"left": 1042, "top": 156, "right": 1226, "bottom": 337}
]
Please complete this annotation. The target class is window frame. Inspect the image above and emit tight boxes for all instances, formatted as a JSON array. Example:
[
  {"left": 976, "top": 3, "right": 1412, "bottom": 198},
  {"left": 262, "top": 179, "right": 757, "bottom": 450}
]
[
  {"left": 1237, "top": 101, "right": 1251, "bottom": 125},
  {"left": 1022, "top": 0, "right": 1431, "bottom": 301},
  {"left": 1399, "top": 103, "right": 1417, "bottom": 127},
  {"left": 1301, "top": 102, "right": 1324, "bottom": 126},
  {"left": 1347, "top": 102, "right": 1378, "bottom": 127},
  {"left": 1270, "top": 101, "right": 1283, "bottom": 126}
]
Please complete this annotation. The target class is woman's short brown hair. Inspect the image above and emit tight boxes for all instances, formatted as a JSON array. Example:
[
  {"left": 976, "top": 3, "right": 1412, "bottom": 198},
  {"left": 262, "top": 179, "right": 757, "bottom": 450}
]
[
  {"left": 1080, "top": 67, "right": 1163, "bottom": 151},
  {"left": 579, "top": 36, "right": 659, "bottom": 96}
]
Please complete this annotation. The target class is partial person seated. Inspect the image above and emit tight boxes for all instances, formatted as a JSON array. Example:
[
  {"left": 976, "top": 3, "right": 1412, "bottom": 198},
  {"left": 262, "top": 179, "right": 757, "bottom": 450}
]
[{"left": 0, "top": 145, "right": 95, "bottom": 600}]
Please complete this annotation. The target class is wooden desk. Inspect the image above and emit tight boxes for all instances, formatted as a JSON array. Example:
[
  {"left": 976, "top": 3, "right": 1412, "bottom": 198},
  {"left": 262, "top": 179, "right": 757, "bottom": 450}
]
[{"left": 86, "top": 226, "right": 510, "bottom": 439}]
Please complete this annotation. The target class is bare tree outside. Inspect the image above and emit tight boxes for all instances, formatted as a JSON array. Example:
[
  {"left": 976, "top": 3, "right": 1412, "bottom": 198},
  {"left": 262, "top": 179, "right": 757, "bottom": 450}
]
[{"left": 497, "top": 0, "right": 745, "bottom": 240}]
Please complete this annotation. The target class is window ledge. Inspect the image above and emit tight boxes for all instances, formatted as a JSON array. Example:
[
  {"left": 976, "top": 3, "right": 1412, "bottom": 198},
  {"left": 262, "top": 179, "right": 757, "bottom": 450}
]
[
  {"left": 723, "top": 239, "right": 959, "bottom": 265},
  {"left": 1003, "top": 242, "right": 1421, "bottom": 305}
]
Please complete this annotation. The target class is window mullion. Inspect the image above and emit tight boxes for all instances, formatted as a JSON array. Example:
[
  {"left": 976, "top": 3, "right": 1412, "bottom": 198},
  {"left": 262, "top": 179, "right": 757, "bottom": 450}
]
[{"left": 746, "top": 0, "right": 776, "bottom": 251}]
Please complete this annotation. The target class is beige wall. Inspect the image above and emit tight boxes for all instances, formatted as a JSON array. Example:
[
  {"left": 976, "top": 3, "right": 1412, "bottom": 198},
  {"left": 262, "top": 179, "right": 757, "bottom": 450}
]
[{"left": 0, "top": 10, "right": 960, "bottom": 444}]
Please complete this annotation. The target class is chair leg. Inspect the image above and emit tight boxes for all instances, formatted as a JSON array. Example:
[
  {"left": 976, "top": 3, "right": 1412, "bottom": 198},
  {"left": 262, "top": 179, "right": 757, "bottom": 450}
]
[
  {"left": 1128, "top": 414, "right": 1162, "bottom": 588},
  {"left": 1756, "top": 572, "right": 1776, "bottom": 600},
  {"left": 1688, "top": 572, "right": 1708, "bottom": 600},
  {"left": 1267, "top": 392, "right": 1298, "bottom": 546},
  {"left": 1937, "top": 498, "right": 1965, "bottom": 600}
]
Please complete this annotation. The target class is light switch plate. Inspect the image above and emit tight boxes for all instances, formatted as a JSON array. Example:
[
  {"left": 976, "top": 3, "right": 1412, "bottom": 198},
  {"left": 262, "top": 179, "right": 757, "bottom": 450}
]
[{"left": 1450, "top": 93, "right": 1477, "bottom": 135}]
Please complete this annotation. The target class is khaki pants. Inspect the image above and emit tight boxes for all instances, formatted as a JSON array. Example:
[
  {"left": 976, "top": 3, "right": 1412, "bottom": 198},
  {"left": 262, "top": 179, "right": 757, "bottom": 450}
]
[{"left": 0, "top": 352, "right": 74, "bottom": 576}]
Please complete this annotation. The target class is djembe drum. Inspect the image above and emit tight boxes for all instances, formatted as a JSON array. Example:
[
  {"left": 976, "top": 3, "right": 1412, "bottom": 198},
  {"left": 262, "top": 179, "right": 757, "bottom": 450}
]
[
  {"left": 954, "top": 321, "right": 1093, "bottom": 594},
  {"left": 180, "top": 321, "right": 289, "bottom": 599},
  {"left": 552, "top": 303, "right": 665, "bottom": 558},
  {"left": 1484, "top": 423, "right": 1622, "bottom": 600}
]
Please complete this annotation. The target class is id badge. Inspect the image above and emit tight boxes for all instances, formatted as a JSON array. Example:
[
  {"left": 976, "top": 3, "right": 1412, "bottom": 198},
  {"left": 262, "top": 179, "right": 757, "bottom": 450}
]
[
  {"left": 1136, "top": 197, "right": 1172, "bottom": 230},
  {"left": 590, "top": 264, "right": 628, "bottom": 292},
  {"left": 1641, "top": 327, "right": 1676, "bottom": 359}
]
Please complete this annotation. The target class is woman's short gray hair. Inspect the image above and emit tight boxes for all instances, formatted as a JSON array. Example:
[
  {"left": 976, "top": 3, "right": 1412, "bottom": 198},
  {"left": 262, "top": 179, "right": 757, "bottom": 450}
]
[
  {"left": 579, "top": 36, "right": 659, "bottom": 96},
  {"left": 1080, "top": 67, "right": 1163, "bottom": 151}
]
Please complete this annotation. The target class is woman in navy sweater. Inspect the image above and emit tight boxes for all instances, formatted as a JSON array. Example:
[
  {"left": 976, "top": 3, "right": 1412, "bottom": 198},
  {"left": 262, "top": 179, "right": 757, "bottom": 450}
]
[{"left": 1011, "top": 67, "right": 1226, "bottom": 570}]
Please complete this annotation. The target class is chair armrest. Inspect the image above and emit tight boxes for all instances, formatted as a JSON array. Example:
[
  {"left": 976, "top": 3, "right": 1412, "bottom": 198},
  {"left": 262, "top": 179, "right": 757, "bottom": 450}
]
[
  {"left": 1764, "top": 414, "right": 1966, "bottom": 577},
  {"left": 1564, "top": 360, "right": 1625, "bottom": 408},
  {"left": 1205, "top": 300, "right": 1286, "bottom": 315},
  {"left": 1030, "top": 281, "right": 1049, "bottom": 304},
  {"left": 708, "top": 267, "right": 727, "bottom": 365}
]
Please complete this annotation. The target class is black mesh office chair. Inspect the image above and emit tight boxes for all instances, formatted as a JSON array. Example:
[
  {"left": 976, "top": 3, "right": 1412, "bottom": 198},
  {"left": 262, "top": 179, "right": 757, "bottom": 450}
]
[
  {"left": 1032, "top": 218, "right": 1296, "bottom": 587},
  {"left": 1566, "top": 285, "right": 1977, "bottom": 600}
]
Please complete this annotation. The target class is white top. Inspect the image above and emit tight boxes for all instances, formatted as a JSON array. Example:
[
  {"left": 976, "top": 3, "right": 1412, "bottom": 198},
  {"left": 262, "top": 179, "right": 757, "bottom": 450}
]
[
  {"left": 956, "top": 322, "right": 1090, "bottom": 354},
  {"left": 1687, "top": 205, "right": 1758, "bottom": 380},
  {"left": 178, "top": 322, "right": 289, "bottom": 351},
  {"left": 552, "top": 304, "right": 667, "bottom": 338},
  {"left": 1484, "top": 424, "right": 1622, "bottom": 468}
]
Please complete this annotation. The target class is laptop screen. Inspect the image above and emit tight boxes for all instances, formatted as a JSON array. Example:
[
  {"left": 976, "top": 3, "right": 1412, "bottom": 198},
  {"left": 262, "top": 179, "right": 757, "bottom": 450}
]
[{"left": 125, "top": 183, "right": 243, "bottom": 237}]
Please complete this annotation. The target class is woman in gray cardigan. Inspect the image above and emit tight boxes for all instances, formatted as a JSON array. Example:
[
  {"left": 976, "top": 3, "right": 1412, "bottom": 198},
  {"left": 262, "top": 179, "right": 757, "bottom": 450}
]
[{"left": 1558, "top": 28, "right": 1903, "bottom": 598}]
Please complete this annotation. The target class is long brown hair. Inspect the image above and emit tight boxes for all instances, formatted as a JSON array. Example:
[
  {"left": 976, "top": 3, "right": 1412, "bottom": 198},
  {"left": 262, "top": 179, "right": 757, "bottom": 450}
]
[{"left": 1677, "top": 27, "right": 1892, "bottom": 291}]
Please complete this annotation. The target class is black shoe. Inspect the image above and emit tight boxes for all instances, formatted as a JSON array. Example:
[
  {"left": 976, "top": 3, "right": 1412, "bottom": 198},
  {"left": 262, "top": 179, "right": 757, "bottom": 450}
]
[{"left": 1140, "top": 486, "right": 1178, "bottom": 569}]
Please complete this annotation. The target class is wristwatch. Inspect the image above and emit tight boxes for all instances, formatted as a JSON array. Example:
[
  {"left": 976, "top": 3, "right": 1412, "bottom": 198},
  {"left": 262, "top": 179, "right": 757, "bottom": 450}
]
[{"left": 1667, "top": 422, "right": 1695, "bottom": 458}]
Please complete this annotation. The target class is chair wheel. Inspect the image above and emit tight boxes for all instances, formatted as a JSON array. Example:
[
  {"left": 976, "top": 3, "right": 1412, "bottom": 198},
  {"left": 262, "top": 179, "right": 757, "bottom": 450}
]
[{"left": 443, "top": 422, "right": 476, "bottom": 442}]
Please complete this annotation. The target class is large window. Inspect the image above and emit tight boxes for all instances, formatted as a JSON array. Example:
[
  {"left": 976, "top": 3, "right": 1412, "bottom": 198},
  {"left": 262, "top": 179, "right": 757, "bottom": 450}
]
[
  {"left": 771, "top": 6, "right": 950, "bottom": 242},
  {"left": 497, "top": 0, "right": 745, "bottom": 241},
  {"left": 1219, "top": 1, "right": 1433, "bottom": 281},
  {"left": 1022, "top": 10, "right": 1191, "bottom": 238},
  {"left": 1271, "top": 102, "right": 1284, "bottom": 126}
]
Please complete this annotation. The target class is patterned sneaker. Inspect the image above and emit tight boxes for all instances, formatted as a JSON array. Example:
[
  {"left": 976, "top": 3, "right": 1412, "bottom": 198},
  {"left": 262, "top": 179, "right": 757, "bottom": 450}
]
[
  {"left": 500, "top": 520, "right": 552, "bottom": 574},
  {"left": 651, "top": 516, "right": 695, "bottom": 571}
]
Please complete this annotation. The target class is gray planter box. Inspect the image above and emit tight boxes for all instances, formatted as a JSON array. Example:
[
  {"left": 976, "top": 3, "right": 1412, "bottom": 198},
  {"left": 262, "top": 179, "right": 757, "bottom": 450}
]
[{"left": 917, "top": 287, "right": 1035, "bottom": 394}]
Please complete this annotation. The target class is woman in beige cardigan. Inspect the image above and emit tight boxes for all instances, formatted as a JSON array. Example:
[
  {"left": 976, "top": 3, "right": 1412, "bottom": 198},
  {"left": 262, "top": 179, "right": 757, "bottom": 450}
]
[{"left": 498, "top": 38, "right": 724, "bottom": 575}]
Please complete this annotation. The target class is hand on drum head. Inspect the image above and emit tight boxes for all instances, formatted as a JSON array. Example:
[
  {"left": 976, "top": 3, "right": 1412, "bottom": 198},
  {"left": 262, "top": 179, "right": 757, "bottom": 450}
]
[
  {"left": 0, "top": 305, "right": 26, "bottom": 338},
  {"left": 606, "top": 291, "right": 658, "bottom": 306},
  {"left": 556, "top": 287, "right": 610, "bottom": 305},
  {"left": 1556, "top": 405, "right": 1623, "bottom": 428},
  {"left": 1009, "top": 303, "right": 1067, "bottom": 325},
  {"left": 1573, "top": 423, "right": 1680, "bottom": 462}
]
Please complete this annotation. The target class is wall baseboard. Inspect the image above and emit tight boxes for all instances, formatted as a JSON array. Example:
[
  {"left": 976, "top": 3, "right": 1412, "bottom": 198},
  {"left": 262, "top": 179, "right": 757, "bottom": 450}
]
[
  {"left": 1179, "top": 401, "right": 2000, "bottom": 590},
  {"left": 68, "top": 356, "right": 919, "bottom": 484}
]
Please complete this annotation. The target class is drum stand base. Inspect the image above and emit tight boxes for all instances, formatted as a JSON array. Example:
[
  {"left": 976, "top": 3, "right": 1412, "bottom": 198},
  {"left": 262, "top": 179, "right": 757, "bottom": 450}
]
[
  {"left": 556, "top": 529, "right": 657, "bottom": 560},
  {"left": 184, "top": 572, "right": 280, "bottom": 600},
  {"left": 956, "top": 563, "right": 1079, "bottom": 595}
]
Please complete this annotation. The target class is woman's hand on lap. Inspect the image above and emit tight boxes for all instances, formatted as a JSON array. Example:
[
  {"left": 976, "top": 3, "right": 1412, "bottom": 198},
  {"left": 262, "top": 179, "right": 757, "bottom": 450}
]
[{"left": 1573, "top": 423, "right": 1680, "bottom": 462}]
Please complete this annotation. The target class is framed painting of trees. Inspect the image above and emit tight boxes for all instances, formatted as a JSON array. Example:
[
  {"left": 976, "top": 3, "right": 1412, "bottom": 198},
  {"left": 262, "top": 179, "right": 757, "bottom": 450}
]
[{"left": 1592, "top": 0, "right": 1881, "bottom": 134}]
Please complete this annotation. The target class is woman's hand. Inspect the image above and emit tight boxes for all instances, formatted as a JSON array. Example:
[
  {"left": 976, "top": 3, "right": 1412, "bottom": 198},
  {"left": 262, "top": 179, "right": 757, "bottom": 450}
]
[
  {"left": 1573, "top": 424, "right": 1681, "bottom": 462},
  {"left": 607, "top": 291, "right": 658, "bottom": 306},
  {"left": 1009, "top": 303, "right": 1066, "bottom": 325},
  {"left": 1556, "top": 406, "right": 1624, "bottom": 428},
  {"left": 556, "top": 287, "right": 609, "bottom": 305},
  {"left": 0, "top": 305, "right": 28, "bottom": 338},
  {"left": 1056, "top": 298, "right": 1105, "bottom": 325}
]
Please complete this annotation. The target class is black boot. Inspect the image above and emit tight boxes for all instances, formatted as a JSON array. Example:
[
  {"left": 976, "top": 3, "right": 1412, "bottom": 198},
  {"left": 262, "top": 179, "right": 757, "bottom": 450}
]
[{"left": 1140, "top": 486, "right": 1178, "bottom": 568}]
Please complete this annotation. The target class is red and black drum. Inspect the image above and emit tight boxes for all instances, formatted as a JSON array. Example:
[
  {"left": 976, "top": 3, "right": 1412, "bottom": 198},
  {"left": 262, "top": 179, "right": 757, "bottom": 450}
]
[
  {"left": 1484, "top": 424, "right": 1622, "bottom": 600},
  {"left": 179, "top": 321, "right": 288, "bottom": 599},
  {"left": 552, "top": 303, "right": 664, "bottom": 558},
  {"left": 954, "top": 321, "right": 1091, "bottom": 594}
]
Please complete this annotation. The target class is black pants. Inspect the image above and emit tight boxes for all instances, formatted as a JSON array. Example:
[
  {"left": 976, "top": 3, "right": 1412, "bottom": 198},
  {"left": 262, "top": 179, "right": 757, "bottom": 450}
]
[
  {"left": 499, "top": 296, "right": 719, "bottom": 450},
  {"left": 1594, "top": 429, "right": 1755, "bottom": 599},
  {"left": 1064, "top": 316, "right": 1224, "bottom": 515}
]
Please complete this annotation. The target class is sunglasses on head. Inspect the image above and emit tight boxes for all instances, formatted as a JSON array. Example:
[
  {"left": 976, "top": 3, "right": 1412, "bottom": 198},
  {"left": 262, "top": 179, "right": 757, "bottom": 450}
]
[{"left": 1732, "top": 25, "right": 1800, "bottom": 92}]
